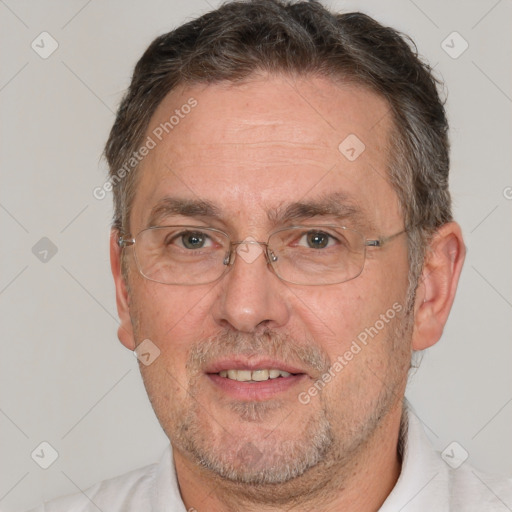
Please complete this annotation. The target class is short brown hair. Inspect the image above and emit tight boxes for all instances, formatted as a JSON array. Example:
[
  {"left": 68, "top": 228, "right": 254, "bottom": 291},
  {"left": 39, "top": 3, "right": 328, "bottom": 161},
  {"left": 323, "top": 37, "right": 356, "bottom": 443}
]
[{"left": 105, "top": 0, "right": 451, "bottom": 293}]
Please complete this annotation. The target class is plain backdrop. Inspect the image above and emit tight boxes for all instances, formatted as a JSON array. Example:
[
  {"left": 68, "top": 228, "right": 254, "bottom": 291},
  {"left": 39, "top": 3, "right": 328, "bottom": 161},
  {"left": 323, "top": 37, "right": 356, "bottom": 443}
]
[{"left": 1, "top": 1, "right": 511, "bottom": 510}]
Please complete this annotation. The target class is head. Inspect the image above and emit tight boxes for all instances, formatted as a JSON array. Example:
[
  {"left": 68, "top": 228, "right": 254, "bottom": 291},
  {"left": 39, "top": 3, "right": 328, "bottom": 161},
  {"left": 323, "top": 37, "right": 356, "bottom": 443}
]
[{"left": 106, "top": 0, "right": 465, "bottom": 498}]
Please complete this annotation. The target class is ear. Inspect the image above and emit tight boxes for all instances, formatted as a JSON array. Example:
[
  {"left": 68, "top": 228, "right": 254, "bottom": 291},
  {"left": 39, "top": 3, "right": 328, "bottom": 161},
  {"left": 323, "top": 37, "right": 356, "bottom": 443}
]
[
  {"left": 110, "top": 229, "right": 136, "bottom": 351},
  {"left": 412, "top": 222, "right": 466, "bottom": 351}
]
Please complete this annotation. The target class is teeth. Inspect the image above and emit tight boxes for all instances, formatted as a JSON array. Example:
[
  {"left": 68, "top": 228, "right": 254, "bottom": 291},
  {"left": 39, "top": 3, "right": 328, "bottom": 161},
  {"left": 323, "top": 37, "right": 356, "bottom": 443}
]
[
  {"left": 218, "top": 369, "right": 293, "bottom": 382},
  {"left": 252, "top": 370, "right": 269, "bottom": 381},
  {"left": 237, "top": 370, "right": 252, "bottom": 382}
]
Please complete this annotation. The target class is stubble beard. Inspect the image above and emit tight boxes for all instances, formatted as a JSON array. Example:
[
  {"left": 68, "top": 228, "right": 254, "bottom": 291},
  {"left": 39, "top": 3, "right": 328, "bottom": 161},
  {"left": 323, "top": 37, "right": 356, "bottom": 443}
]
[
  {"left": 135, "top": 306, "right": 414, "bottom": 504},
  {"left": 169, "top": 330, "right": 336, "bottom": 489}
]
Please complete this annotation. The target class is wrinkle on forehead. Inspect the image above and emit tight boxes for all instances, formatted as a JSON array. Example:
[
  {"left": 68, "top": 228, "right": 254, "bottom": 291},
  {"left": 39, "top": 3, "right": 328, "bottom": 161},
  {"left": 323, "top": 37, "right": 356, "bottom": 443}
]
[
  {"left": 148, "top": 75, "right": 392, "bottom": 147},
  {"left": 131, "top": 75, "right": 401, "bottom": 235}
]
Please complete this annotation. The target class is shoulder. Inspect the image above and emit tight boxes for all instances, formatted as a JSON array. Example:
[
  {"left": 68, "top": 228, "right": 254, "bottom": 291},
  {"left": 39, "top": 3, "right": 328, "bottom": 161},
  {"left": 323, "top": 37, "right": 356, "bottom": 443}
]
[
  {"left": 447, "top": 463, "right": 512, "bottom": 511},
  {"left": 27, "top": 461, "right": 158, "bottom": 512},
  {"left": 381, "top": 406, "right": 512, "bottom": 512}
]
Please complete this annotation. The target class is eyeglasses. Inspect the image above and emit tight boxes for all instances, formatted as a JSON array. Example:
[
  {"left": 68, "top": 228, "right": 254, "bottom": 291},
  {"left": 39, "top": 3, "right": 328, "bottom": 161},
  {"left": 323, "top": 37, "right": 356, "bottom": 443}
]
[{"left": 118, "top": 225, "right": 407, "bottom": 286}]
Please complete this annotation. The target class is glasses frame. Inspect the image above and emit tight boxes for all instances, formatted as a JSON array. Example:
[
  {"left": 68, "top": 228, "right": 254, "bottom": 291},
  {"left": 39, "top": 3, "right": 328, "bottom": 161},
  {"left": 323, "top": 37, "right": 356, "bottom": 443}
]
[{"left": 118, "top": 224, "right": 407, "bottom": 286}]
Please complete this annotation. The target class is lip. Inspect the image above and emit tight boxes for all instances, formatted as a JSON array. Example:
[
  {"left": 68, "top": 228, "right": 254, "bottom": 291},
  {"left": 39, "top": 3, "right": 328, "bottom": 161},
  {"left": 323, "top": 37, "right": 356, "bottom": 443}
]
[
  {"left": 204, "top": 358, "right": 307, "bottom": 376},
  {"left": 205, "top": 358, "right": 308, "bottom": 401},
  {"left": 207, "top": 373, "right": 307, "bottom": 401}
]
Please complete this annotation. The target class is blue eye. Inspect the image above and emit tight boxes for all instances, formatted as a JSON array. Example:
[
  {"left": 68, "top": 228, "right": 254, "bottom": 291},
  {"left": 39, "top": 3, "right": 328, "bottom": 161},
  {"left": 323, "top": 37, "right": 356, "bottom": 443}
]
[
  {"left": 169, "top": 231, "right": 214, "bottom": 250},
  {"left": 298, "top": 231, "right": 336, "bottom": 249},
  {"left": 182, "top": 232, "right": 206, "bottom": 249}
]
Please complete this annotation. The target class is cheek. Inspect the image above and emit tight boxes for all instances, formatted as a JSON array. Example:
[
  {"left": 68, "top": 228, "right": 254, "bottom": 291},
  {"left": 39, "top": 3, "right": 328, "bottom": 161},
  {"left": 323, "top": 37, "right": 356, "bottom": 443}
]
[
  {"left": 298, "top": 282, "right": 410, "bottom": 404},
  {"left": 290, "top": 269, "right": 407, "bottom": 358},
  {"left": 133, "top": 279, "right": 214, "bottom": 329},
  {"left": 130, "top": 282, "right": 216, "bottom": 369},
  {"left": 132, "top": 285, "right": 215, "bottom": 414}
]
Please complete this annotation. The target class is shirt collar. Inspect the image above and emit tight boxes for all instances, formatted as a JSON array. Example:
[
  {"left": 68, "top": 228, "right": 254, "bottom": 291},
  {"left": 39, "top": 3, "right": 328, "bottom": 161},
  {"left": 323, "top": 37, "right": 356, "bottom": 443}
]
[
  {"left": 152, "top": 445, "right": 187, "bottom": 512},
  {"left": 379, "top": 403, "right": 449, "bottom": 511}
]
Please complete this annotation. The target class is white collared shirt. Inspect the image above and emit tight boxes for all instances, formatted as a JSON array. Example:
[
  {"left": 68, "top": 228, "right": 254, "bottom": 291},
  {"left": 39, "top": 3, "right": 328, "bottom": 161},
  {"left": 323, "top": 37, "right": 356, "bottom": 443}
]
[{"left": 28, "top": 409, "right": 512, "bottom": 511}]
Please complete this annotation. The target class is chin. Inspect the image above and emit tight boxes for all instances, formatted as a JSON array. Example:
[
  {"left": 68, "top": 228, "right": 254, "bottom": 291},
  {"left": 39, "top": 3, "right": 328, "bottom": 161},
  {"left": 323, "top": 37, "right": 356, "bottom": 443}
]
[{"left": 171, "top": 402, "right": 334, "bottom": 486}]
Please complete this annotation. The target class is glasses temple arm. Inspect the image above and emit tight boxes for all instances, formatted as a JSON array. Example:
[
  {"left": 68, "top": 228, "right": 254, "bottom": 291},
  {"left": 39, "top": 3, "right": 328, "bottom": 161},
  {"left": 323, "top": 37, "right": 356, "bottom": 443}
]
[
  {"left": 118, "top": 236, "right": 135, "bottom": 248},
  {"left": 365, "top": 228, "right": 409, "bottom": 247}
]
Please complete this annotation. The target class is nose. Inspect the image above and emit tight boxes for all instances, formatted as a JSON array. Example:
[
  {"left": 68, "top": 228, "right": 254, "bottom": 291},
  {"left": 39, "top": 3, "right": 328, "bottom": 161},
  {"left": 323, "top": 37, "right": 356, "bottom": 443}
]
[{"left": 211, "top": 240, "right": 290, "bottom": 333}]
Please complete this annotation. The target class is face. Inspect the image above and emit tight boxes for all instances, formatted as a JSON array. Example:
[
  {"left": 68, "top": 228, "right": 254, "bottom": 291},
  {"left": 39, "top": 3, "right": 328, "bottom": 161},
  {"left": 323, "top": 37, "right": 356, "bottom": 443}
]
[{"left": 117, "top": 75, "right": 414, "bottom": 487}]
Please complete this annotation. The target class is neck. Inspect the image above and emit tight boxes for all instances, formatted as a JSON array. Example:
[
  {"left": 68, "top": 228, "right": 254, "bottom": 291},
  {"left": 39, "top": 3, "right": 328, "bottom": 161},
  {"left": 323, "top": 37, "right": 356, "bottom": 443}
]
[{"left": 174, "top": 402, "right": 405, "bottom": 512}]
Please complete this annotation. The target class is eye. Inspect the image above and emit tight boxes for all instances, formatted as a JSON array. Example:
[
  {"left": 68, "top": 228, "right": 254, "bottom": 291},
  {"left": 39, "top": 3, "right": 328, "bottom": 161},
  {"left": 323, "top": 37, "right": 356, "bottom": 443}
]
[
  {"left": 172, "top": 231, "right": 214, "bottom": 250},
  {"left": 298, "top": 231, "right": 336, "bottom": 249}
]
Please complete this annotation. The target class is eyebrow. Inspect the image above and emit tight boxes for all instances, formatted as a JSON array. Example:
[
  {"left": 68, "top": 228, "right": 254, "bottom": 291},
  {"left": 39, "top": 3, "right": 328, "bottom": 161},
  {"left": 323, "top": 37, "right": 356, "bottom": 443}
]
[
  {"left": 147, "top": 197, "right": 221, "bottom": 227},
  {"left": 268, "top": 192, "right": 372, "bottom": 230},
  {"left": 146, "top": 192, "right": 372, "bottom": 231}
]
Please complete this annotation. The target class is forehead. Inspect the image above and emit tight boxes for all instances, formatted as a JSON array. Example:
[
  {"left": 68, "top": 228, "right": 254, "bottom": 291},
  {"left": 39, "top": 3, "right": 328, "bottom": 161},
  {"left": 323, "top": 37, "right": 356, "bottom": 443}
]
[{"left": 130, "top": 74, "right": 402, "bottom": 233}]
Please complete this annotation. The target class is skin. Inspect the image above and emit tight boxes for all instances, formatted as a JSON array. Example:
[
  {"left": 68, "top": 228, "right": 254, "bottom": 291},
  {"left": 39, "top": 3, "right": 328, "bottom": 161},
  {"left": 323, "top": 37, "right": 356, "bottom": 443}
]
[{"left": 110, "top": 74, "right": 465, "bottom": 511}]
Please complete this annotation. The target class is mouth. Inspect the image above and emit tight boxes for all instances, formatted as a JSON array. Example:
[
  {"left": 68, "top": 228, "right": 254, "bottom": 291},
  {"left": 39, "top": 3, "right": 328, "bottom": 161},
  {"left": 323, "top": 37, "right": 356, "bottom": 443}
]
[
  {"left": 217, "top": 368, "right": 293, "bottom": 382},
  {"left": 205, "top": 359, "right": 307, "bottom": 401}
]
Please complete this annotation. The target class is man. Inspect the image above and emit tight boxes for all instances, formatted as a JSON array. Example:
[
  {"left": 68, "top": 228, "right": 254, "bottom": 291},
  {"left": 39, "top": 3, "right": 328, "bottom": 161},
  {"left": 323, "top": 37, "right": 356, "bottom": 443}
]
[{"left": 30, "top": 0, "right": 511, "bottom": 510}]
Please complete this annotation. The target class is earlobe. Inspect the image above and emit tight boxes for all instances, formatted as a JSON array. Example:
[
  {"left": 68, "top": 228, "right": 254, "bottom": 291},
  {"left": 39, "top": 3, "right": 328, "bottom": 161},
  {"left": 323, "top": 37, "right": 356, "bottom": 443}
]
[
  {"left": 411, "top": 222, "right": 466, "bottom": 351},
  {"left": 110, "top": 229, "right": 136, "bottom": 351}
]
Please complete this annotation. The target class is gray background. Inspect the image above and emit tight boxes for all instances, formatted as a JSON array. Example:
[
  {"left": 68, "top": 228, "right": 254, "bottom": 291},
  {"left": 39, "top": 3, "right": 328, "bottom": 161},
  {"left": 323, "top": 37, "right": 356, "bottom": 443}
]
[{"left": 0, "top": 0, "right": 511, "bottom": 510}]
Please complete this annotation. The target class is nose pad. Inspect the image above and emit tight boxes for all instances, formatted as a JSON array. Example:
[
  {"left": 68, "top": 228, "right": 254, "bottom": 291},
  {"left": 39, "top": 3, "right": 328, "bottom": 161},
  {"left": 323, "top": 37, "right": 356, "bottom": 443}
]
[
  {"left": 223, "top": 241, "right": 276, "bottom": 269},
  {"left": 268, "top": 248, "right": 278, "bottom": 262},
  {"left": 223, "top": 250, "right": 233, "bottom": 266}
]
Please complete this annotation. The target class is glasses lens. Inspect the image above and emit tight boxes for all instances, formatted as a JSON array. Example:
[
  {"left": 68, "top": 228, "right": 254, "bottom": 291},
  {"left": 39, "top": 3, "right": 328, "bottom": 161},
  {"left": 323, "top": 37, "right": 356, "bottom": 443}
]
[
  {"left": 134, "top": 226, "right": 230, "bottom": 285},
  {"left": 268, "top": 226, "right": 365, "bottom": 285}
]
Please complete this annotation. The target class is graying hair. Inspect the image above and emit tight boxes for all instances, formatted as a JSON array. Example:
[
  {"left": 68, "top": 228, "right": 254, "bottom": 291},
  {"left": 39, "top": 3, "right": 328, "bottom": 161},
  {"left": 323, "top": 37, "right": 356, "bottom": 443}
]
[{"left": 104, "top": 0, "right": 452, "bottom": 297}]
